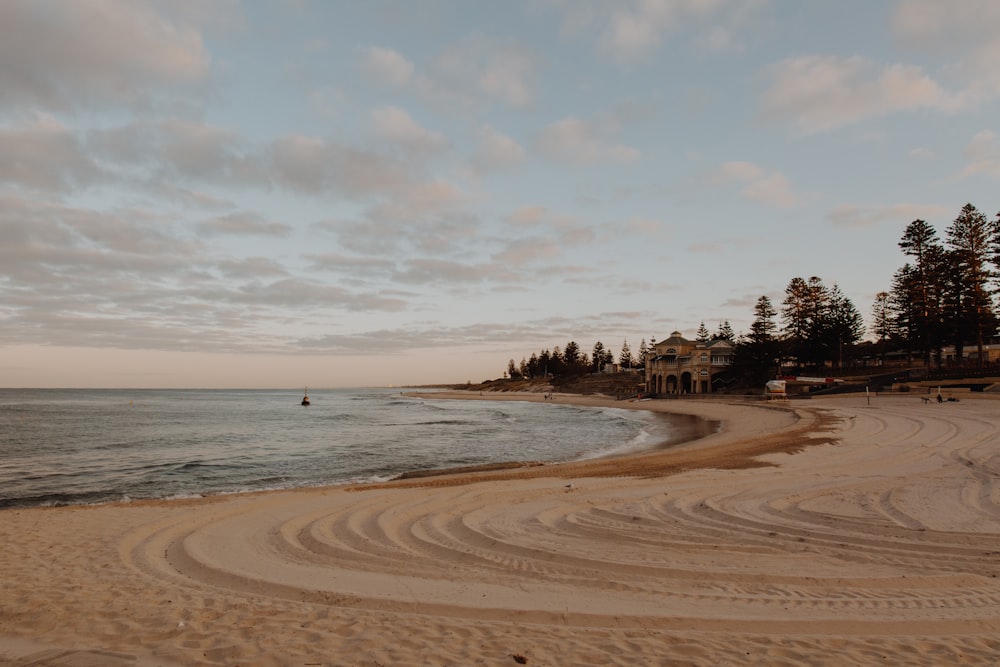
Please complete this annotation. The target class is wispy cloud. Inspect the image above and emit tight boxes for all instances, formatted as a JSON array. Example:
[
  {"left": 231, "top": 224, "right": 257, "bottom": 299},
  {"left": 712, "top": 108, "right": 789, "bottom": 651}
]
[
  {"left": 0, "top": 0, "right": 212, "bottom": 112},
  {"left": 362, "top": 37, "right": 540, "bottom": 110},
  {"left": 826, "top": 202, "right": 951, "bottom": 228},
  {"left": 711, "top": 161, "right": 799, "bottom": 208},
  {"left": 759, "top": 55, "right": 959, "bottom": 134},
  {"left": 535, "top": 116, "right": 640, "bottom": 165},
  {"left": 957, "top": 130, "right": 1000, "bottom": 180}
]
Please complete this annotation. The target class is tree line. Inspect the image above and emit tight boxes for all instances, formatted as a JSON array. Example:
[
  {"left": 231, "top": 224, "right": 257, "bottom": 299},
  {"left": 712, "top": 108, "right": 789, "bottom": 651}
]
[
  {"left": 499, "top": 203, "right": 998, "bottom": 387},
  {"left": 732, "top": 203, "right": 1000, "bottom": 384},
  {"left": 503, "top": 321, "right": 737, "bottom": 380},
  {"left": 506, "top": 339, "right": 648, "bottom": 380}
]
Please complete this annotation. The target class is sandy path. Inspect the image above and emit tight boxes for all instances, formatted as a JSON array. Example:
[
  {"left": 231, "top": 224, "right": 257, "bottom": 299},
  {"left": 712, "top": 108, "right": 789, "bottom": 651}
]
[{"left": 2, "top": 394, "right": 999, "bottom": 665}]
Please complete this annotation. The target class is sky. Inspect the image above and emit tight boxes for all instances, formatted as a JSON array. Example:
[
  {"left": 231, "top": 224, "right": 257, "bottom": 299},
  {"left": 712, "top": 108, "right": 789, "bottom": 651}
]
[{"left": 2, "top": 0, "right": 1000, "bottom": 388}]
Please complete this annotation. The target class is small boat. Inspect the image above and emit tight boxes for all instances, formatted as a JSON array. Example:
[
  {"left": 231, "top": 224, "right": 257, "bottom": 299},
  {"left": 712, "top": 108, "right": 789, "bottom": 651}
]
[{"left": 301, "top": 387, "right": 310, "bottom": 406}]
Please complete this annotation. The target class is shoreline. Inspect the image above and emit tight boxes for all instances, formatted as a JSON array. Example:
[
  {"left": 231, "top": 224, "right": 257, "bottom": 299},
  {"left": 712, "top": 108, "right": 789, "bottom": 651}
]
[
  {"left": 382, "top": 390, "right": 811, "bottom": 487},
  {"left": 3, "top": 394, "right": 1000, "bottom": 665},
  {"left": 390, "top": 390, "right": 726, "bottom": 483}
]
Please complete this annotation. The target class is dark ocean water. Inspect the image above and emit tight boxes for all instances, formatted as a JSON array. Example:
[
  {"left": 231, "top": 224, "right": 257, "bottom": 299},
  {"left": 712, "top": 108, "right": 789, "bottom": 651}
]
[{"left": 0, "top": 388, "right": 700, "bottom": 509}]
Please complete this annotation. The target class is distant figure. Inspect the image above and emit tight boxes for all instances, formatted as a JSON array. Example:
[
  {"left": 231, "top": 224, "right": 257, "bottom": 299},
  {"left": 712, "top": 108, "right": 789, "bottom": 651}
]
[{"left": 936, "top": 394, "right": 943, "bottom": 403}]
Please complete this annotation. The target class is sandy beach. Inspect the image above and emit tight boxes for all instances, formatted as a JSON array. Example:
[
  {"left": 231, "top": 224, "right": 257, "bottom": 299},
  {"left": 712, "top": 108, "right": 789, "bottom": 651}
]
[{"left": 2, "top": 392, "right": 1000, "bottom": 666}]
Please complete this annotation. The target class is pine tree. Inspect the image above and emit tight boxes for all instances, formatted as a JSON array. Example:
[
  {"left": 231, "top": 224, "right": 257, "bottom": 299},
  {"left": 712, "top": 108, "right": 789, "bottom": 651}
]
[
  {"left": 619, "top": 339, "right": 634, "bottom": 369},
  {"left": 715, "top": 321, "right": 734, "bottom": 341},
  {"left": 898, "top": 219, "right": 946, "bottom": 367},
  {"left": 563, "top": 341, "right": 585, "bottom": 376},
  {"left": 749, "top": 296, "right": 777, "bottom": 344},
  {"left": 781, "top": 277, "right": 812, "bottom": 367},
  {"left": 563, "top": 341, "right": 581, "bottom": 366},
  {"left": 695, "top": 322, "right": 710, "bottom": 342},
  {"left": 871, "top": 291, "right": 893, "bottom": 364},
  {"left": 823, "top": 284, "right": 865, "bottom": 368},
  {"left": 591, "top": 341, "right": 607, "bottom": 372},
  {"left": 731, "top": 296, "right": 780, "bottom": 386},
  {"left": 945, "top": 203, "right": 999, "bottom": 365}
]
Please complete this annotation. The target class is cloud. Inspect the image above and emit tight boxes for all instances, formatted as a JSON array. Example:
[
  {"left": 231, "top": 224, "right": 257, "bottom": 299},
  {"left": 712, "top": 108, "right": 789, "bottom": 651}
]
[
  {"left": 891, "top": 0, "right": 1000, "bottom": 53},
  {"left": 688, "top": 237, "right": 758, "bottom": 254},
  {"left": 0, "top": 193, "right": 415, "bottom": 353},
  {"left": 505, "top": 206, "right": 548, "bottom": 227},
  {"left": 826, "top": 202, "right": 951, "bottom": 228},
  {"left": 363, "top": 46, "right": 416, "bottom": 87},
  {"left": 0, "top": 114, "right": 101, "bottom": 191},
  {"left": 958, "top": 130, "right": 1000, "bottom": 180},
  {"left": 712, "top": 161, "right": 799, "bottom": 208},
  {"left": 269, "top": 134, "right": 413, "bottom": 197},
  {"left": 501, "top": 205, "right": 597, "bottom": 243},
  {"left": 471, "top": 125, "right": 525, "bottom": 171},
  {"left": 0, "top": 0, "right": 211, "bottom": 113},
  {"left": 364, "top": 37, "right": 539, "bottom": 110},
  {"left": 535, "top": 116, "right": 640, "bottom": 165},
  {"left": 890, "top": 2, "right": 1000, "bottom": 110},
  {"left": 391, "top": 258, "right": 496, "bottom": 286},
  {"left": 601, "top": 0, "right": 684, "bottom": 61},
  {"left": 549, "top": 0, "right": 755, "bottom": 62},
  {"left": 302, "top": 252, "right": 396, "bottom": 279},
  {"left": 492, "top": 237, "right": 562, "bottom": 266},
  {"left": 217, "top": 257, "right": 290, "bottom": 280},
  {"left": 0, "top": 195, "right": 202, "bottom": 298},
  {"left": 600, "top": 0, "right": 744, "bottom": 61},
  {"left": 197, "top": 211, "right": 292, "bottom": 237},
  {"left": 84, "top": 119, "right": 264, "bottom": 189},
  {"left": 370, "top": 106, "right": 449, "bottom": 157},
  {"left": 324, "top": 178, "right": 473, "bottom": 256},
  {"left": 432, "top": 36, "right": 540, "bottom": 108},
  {"left": 623, "top": 217, "right": 667, "bottom": 236},
  {"left": 759, "top": 56, "right": 958, "bottom": 134},
  {"left": 296, "top": 317, "right": 595, "bottom": 354}
]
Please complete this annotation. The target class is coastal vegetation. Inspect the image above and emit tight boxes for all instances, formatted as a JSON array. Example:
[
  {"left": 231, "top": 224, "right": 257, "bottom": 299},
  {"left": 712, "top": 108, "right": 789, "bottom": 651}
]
[{"left": 500, "top": 204, "right": 1000, "bottom": 389}]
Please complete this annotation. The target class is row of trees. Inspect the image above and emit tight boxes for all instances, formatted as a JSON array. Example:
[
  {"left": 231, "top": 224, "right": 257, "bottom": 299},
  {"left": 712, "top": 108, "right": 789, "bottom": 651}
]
[
  {"left": 732, "top": 203, "right": 999, "bottom": 384},
  {"left": 877, "top": 204, "right": 1000, "bottom": 366},
  {"left": 731, "top": 278, "right": 865, "bottom": 384},
  {"left": 506, "top": 339, "right": 648, "bottom": 380},
  {"left": 499, "top": 203, "right": 998, "bottom": 387}
]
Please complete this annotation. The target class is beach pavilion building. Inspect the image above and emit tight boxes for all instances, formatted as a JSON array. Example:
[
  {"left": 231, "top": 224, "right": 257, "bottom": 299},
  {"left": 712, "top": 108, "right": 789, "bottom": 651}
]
[{"left": 645, "top": 331, "right": 733, "bottom": 395}]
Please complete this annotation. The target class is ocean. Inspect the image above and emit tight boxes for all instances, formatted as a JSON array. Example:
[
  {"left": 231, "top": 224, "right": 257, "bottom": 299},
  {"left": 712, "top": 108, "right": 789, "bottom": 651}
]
[{"left": 0, "top": 388, "right": 698, "bottom": 510}]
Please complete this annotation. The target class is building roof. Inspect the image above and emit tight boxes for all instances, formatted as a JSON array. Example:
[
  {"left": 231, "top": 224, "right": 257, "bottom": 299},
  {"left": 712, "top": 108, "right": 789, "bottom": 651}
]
[{"left": 657, "top": 331, "right": 691, "bottom": 347}]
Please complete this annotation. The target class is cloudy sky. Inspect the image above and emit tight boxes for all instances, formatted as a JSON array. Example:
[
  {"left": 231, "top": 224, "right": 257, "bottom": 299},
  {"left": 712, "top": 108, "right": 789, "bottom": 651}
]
[{"left": 2, "top": 1, "right": 999, "bottom": 388}]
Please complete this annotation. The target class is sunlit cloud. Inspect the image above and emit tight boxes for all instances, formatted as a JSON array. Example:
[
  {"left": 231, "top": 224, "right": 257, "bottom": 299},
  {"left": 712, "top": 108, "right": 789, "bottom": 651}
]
[
  {"left": 759, "top": 56, "right": 960, "bottom": 134},
  {"left": 0, "top": 0, "right": 212, "bottom": 112},
  {"left": 535, "top": 116, "right": 640, "bottom": 164},
  {"left": 711, "top": 161, "right": 799, "bottom": 208},
  {"left": 826, "top": 202, "right": 951, "bottom": 228},
  {"left": 958, "top": 130, "right": 1000, "bottom": 180}
]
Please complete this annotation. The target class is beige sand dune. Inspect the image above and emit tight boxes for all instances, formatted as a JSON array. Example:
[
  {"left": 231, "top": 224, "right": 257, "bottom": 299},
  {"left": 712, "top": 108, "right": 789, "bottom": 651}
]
[{"left": 2, "top": 393, "right": 999, "bottom": 666}]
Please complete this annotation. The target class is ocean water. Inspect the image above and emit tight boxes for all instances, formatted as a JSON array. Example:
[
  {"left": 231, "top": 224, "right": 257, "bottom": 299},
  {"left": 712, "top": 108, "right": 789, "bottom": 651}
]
[{"left": 0, "top": 388, "right": 695, "bottom": 510}]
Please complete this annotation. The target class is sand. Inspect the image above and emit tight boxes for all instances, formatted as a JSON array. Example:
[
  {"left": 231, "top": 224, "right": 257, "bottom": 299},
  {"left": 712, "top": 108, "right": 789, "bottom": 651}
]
[{"left": 2, "top": 392, "right": 1000, "bottom": 666}]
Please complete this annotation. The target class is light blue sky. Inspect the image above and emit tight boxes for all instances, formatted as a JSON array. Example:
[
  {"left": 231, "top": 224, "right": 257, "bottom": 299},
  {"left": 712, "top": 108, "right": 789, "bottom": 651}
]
[{"left": 2, "top": 0, "right": 999, "bottom": 388}]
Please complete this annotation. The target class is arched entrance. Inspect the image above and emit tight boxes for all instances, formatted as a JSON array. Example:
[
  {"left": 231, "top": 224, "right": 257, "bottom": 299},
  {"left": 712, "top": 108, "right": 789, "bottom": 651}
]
[{"left": 680, "top": 371, "right": 693, "bottom": 394}]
